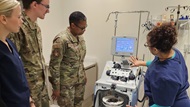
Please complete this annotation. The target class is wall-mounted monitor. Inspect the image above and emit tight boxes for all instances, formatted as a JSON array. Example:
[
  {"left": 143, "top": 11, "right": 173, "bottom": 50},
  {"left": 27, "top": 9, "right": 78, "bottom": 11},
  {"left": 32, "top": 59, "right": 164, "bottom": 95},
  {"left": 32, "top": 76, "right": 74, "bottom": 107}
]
[{"left": 111, "top": 36, "right": 137, "bottom": 57}]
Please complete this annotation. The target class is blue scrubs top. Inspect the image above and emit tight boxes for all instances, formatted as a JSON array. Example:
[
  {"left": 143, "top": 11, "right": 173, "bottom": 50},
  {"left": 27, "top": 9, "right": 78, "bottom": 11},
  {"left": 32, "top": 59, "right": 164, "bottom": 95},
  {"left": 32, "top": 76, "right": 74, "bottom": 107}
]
[
  {"left": 0, "top": 39, "right": 30, "bottom": 107},
  {"left": 144, "top": 48, "right": 190, "bottom": 107}
]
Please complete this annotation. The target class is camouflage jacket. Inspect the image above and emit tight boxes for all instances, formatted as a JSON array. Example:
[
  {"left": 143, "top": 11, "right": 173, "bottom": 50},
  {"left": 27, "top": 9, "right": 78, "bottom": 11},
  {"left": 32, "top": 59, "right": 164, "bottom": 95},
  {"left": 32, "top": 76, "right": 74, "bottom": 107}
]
[
  {"left": 9, "top": 12, "right": 45, "bottom": 85},
  {"left": 49, "top": 28, "right": 86, "bottom": 90}
]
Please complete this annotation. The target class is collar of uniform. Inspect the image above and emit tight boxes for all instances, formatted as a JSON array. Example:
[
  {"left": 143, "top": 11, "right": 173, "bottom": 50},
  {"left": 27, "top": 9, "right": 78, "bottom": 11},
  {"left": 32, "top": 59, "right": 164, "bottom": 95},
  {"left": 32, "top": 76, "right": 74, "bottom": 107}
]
[
  {"left": 22, "top": 11, "right": 37, "bottom": 30},
  {"left": 66, "top": 28, "right": 79, "bottom": 43}
]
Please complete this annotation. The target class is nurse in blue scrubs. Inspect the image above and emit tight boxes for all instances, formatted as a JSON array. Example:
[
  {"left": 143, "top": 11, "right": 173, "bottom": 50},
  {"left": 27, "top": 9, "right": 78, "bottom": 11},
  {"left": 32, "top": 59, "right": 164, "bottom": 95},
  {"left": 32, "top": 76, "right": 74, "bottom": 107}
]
[
  {"left": 129, "top": 22, "right": 190, "bottom": 107},
  {"left": 0, "top": 0, "right": 34, "bottom": 107}
]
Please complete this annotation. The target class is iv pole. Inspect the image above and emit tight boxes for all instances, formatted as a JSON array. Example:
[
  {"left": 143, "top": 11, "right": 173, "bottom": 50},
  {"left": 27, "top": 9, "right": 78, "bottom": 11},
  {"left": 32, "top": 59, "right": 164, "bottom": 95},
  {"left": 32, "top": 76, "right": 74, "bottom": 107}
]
[
  {"left": 165, "top": 5, "right": 190, "bottom": 55},
  {"left": 106, "top": 11, "right": 119, "bottom": 61},
  {"left": 165, "top": 5, "right": 189, "bottom": 29},
  {"left": 106, "top": 11, "right": 150, "bottom": 61}
]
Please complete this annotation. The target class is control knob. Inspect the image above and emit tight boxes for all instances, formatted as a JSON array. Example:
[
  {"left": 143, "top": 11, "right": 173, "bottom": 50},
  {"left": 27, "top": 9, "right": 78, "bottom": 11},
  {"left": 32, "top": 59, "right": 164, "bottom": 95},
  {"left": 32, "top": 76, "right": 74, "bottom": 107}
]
[
  {"left": 111, "top": 75, "right": 119, "bottom": 80},
  {"left": 120, "top": 76, "right": 128, "bottom": 82},
  {"left": 128, "top": 72, "right": 135, "bottom": 80},
  {"left": 106, "top": 70, "right": 111, "bottom": 76},
  {"left": 113, "top": 63, "right": 121, "bottom": 69}
]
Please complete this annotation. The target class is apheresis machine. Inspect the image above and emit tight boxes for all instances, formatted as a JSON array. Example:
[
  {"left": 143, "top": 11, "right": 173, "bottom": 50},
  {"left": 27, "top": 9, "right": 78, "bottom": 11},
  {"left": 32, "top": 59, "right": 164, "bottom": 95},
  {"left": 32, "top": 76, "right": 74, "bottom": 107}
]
[{"left": 94, "top": 36, "right": 144, "bottom": 107}]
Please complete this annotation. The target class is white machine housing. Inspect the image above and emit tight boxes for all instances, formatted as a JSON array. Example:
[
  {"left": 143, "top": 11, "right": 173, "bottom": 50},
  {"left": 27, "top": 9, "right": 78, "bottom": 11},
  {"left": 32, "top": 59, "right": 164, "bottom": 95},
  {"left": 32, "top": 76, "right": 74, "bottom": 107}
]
[{"left": 94, "top": 61, "right": 141, "bottom": 107}]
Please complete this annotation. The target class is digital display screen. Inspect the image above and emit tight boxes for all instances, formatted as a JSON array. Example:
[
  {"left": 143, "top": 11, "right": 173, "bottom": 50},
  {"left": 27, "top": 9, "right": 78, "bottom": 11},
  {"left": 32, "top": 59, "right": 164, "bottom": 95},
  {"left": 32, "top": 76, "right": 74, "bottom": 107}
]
[
  {"left": 115, "top": 38, "right": 134, "bottom": 53},
  {"left": 111, "top": 36, "right": 137, "bottom": 57}
]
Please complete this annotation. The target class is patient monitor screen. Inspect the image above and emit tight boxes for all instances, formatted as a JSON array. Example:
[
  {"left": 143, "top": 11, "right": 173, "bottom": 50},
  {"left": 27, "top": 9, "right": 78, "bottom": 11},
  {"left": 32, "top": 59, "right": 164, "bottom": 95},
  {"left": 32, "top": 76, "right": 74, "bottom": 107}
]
[{"left": 111, "top": 36, "right": 137, "bottom": 57}]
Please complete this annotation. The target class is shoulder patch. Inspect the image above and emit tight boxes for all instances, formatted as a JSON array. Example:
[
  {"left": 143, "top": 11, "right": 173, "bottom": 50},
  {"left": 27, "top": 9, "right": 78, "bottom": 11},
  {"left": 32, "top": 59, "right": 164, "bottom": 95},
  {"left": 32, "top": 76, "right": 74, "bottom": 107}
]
[{"left": 53, "top": 49, "right": 60, "bottom": 57}]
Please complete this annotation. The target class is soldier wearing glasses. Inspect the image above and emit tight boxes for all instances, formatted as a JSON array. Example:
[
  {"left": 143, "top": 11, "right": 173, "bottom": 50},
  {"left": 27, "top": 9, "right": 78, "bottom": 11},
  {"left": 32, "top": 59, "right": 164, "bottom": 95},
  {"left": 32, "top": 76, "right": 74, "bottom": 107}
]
[
  {"left": 9, "top": 0, "right": 50, "bottom": 107},
  {"left": 49, "top": 11, "right": 87, "bottom": 107}
]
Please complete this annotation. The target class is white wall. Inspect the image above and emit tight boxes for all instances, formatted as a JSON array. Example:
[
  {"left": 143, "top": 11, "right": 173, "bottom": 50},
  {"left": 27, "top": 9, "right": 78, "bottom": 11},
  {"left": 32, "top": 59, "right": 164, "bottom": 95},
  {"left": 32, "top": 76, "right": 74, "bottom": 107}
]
[{"left": 38, "top": 0, "right": 190, "bottom": 94}]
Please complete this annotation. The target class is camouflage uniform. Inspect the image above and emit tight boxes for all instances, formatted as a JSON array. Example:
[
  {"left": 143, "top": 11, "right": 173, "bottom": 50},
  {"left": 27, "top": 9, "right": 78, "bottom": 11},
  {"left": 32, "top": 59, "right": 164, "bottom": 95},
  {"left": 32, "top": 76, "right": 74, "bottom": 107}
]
[
  {"left": 49, "top": 28, "right": 86, "bottom": 107},
  {"left": 9, "top": 12, "right": 49, "bottom": 107}
]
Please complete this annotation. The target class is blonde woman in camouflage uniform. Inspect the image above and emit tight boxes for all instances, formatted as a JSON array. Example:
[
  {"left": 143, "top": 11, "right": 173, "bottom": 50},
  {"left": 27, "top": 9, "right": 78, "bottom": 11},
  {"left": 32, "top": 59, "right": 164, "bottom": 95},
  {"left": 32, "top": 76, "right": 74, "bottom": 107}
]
[
  {"left": 49, "top": 11, "right": 87, "bottom": 107},
  {"left": 9, "top": 0, "right": 50, "bottom": 107}
]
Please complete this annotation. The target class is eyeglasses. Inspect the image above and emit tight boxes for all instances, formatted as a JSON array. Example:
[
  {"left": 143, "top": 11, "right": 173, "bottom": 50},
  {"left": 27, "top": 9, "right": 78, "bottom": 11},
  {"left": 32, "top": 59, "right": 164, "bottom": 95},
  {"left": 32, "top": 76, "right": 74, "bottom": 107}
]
[
  {"left": 39, "top": 3, "right": 50, "bottom": 9},
  {"left": 144, "top": 42, "right": 151, "bottom": 47},
  {"left": 74, "top": 24, "right": 87, "bottom": 31}
]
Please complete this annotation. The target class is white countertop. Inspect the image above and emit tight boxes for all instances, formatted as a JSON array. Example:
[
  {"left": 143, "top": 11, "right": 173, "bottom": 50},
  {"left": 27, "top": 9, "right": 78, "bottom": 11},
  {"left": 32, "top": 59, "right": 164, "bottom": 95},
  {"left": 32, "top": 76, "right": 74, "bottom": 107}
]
[{"left": 84, "top": 61, "right": 97, "bottom": 70}]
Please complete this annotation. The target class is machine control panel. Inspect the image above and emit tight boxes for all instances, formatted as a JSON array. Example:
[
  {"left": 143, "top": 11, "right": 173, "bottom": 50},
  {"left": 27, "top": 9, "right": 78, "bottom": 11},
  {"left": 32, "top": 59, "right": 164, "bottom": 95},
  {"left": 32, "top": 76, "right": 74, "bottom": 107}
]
[{"left": 101, "top": 61, "right": 140, "bottom": 85}]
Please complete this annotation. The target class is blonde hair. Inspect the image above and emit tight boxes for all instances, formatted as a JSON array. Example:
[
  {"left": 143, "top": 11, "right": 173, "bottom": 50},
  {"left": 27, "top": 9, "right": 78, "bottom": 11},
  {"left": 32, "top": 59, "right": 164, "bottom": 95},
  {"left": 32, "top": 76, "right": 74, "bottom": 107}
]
[{"left": 0, "top": 0, "right": 20, "bottom": 17}]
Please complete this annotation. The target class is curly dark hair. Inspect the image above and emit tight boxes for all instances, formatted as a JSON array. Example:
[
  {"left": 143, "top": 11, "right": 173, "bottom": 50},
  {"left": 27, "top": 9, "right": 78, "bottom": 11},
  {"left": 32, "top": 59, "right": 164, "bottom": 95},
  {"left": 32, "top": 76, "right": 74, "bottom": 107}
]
[{"left": 147, "top": 22, "right": 177, "bottom": 53}]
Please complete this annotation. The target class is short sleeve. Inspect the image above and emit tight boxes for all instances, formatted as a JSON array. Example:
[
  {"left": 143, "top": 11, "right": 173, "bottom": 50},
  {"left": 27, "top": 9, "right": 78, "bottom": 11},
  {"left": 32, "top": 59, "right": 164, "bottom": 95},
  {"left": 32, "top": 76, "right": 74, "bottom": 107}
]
[{"left": 146, "top": 60, "right": 152, "bottom": 67}]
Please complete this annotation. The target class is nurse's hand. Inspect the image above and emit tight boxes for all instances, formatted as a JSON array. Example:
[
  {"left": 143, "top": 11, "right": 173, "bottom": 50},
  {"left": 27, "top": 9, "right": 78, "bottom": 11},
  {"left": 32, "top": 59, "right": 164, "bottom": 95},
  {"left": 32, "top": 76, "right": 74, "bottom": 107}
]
[{"left": 129, "top": 56, "right": 146, "bottom": 67}]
